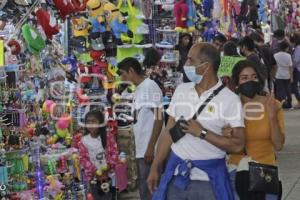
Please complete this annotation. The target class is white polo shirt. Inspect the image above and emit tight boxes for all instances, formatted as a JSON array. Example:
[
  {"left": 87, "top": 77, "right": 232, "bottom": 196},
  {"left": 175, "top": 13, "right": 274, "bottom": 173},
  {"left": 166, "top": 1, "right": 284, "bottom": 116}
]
[
  {"left": 166, "top": 79, "right": 244, "bottom": 181},
  {"left": 133, "top": 78, "right": 163, "bottom": 158}
]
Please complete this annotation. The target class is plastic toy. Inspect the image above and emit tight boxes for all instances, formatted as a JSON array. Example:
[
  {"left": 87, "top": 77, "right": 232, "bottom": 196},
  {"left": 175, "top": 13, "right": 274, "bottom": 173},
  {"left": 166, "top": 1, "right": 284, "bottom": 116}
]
[
  {"left": 36, "top": 8, "right": 59, "bottom": 40},
  {"left": 7, "top": 39, "right": 21, "bottom": 55},
  {"left": 174, "top": 0, "right": 189, "bottom": 32}
]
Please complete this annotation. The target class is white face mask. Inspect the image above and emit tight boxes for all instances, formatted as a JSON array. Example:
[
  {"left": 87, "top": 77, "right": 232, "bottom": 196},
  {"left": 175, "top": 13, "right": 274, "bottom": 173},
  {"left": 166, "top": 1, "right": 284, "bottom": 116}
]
[{"left": 183, "top": 62, "right": 208, "bottom": 84}]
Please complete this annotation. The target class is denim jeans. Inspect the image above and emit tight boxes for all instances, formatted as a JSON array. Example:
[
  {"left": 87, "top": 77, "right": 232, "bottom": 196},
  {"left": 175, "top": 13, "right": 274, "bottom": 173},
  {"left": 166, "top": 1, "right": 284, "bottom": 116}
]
[
  {"left": 229, "top": 170, "right": 278, "bottom": 200},
  {"left": 291, "top": 69, "right": 300, "bottom": 101},
  {"left": 136, "top": 158, "right": 152, "bottom": 200},
  {"left": 166, "top": 177, "right": 216, "bottom": 200}
]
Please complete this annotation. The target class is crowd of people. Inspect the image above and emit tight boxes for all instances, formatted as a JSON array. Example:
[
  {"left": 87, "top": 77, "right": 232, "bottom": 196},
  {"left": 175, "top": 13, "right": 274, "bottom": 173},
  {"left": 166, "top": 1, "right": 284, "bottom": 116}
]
[{"left": 79, "top": 29, "right": 300, "bottom": 200}]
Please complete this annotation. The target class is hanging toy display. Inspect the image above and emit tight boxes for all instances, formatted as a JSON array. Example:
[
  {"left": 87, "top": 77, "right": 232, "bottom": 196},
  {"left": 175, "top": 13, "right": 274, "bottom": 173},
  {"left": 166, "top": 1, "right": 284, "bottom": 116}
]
[
  {"left": 174, "top": 0, "right": 189, "bottom": 32},
  {"left": 36, "top": 8, "right": 60, "bottom": 40},
  {"left": 21, "top": 23, "right": 46, "bottom": 55}
]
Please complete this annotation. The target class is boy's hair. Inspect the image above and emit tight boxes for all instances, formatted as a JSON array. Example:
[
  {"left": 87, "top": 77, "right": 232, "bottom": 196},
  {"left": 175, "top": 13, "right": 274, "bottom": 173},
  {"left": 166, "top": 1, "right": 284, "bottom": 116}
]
[
  {"left": 118, "top": 57, "right": 144, "bottom": 75},
  {"left": 279, "top": 41, "right": 290, "bottom": 51}
]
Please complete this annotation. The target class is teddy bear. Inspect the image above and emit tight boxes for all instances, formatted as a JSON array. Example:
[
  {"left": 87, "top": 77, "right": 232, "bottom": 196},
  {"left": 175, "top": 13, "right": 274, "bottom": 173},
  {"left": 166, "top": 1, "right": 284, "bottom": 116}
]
[
  {"left": 103, "top": 1, "right": 133, "bottom": 45},
  {"left": 53, "top": 0, "right": 76, "bottom": 20},
  {"left": 174, "top": 0, "right": 189, "bottom": 32},
  {"left": 21, "top": 23, "right": 46, "bottom": 55},
  {"left": 36, "top": 8, "right": 59, "bottom": 40}
]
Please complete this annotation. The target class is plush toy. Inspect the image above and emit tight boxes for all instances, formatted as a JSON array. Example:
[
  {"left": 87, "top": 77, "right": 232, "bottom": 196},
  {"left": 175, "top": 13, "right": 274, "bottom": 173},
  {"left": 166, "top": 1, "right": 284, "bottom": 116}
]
[
  {"left": 86, "top": 0, "right": 106, "bottom": 18},
  {"left": 174, "top": 0, "right": 189, "bottom": 32},
  {"left": 21, "top": 23, "right": 46, "bottom": 55},
  {"left": 71, "top": 0, "right": 88, "bottom": 11},
  {"left": 258, "top": 0, "right": 268, "bottom": 23},
  {"left": 53, "top": 0, "right": 76, "bottom": 20},
  {"left": 91, "top": 17, "right": 106, "bottom": 33},
  {"left": 70, "top": 36, "right": 88, "bottom": 53},
  {"left": 90, "top": 32, "right": 105, "bottom": 50},
  {"left": 186, "top": 0, "right": 200, "bottom": 32},
  {"left": 61, "top": 55, "right": 77, "bottom": 78},
  {"left": 7, "top": 40, "right": 21, "bottom": 55},
  {"left": 90, "top": 50, "right": 108, "bottom": 74},
  {"left": 103, "top": 1, "right": 133, "bottom": 45},
  {"left": 36, "top": 8, "right": 59, "bottom": 40},
  {"left": 71, "top": 17, "right": 90, "bottom": 37},
  {"left": 202, "top": 0, "right": 214, "bottom": 18}
]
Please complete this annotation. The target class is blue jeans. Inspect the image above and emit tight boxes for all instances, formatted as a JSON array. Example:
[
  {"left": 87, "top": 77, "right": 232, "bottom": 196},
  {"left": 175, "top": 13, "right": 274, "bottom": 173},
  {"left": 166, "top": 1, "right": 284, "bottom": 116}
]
[
  {"left": 229, "top": 170, "right": 278, "bottom": 200},
  {"left": 291, "top": 69, "right": 300, "bottom": 101},
  {"left": 166, "top": 177, "right": 216, "bottom": 200}
]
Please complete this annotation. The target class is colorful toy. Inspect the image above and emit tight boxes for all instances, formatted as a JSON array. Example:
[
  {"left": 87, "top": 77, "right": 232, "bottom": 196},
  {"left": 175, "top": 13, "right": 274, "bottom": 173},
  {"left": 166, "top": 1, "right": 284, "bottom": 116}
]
[
  {"left": 71, "top": 17, "right": 90, "bottom": 37},
  {"left": 53, "top": 0, "right": 76, "bottom": 20},
  {"left": 21, "top": 23, "right": 46, "bottom": 55},
  {"left": 186, "top": 0, "right": 199, "bottom": 32},
  {"left": 103, "top": 1, "right": 133, "bottom": 45},
  {"left": 36, "top": 8, "right": 59, "bottom": 40},
  {"left": 90, "top": 32, "right": 105, "bottom": 50},
  {"left": 71, "top": 0, "right": 88, "bottom": 11},
  {"left": 61, "top": 55, "right": 78, "bottom": 78},
  {"left": 174, "top": 0, "right": 189, "bottom": 32},
  {"left": 86, "top": 0, "right": 106, "bottom": 18},
  {"left": 7, "top": 39, "right": 21, "bottom": 55}
]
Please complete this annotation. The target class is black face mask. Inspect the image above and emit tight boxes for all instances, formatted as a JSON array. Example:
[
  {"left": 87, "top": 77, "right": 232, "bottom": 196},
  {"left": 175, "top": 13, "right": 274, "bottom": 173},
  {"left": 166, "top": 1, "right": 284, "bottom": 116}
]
[{"left": 237, "top": 81, "right": 262, "bottom": 99}]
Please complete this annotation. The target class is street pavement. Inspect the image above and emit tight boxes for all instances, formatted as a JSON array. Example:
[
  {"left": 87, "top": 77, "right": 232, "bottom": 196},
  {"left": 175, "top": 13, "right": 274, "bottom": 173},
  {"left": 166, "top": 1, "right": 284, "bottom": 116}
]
[
  {"left": 120, "top": 109, "right": 300, "bottom": 200},
  {"left": 278, "top": 109, "right": 300, "bottom": 200}
]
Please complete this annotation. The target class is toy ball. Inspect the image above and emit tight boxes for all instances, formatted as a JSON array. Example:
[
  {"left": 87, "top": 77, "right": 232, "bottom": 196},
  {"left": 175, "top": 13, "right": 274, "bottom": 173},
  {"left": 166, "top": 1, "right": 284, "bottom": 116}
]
[
  {"left": 56, "top": 128, "right": 68, "bottom": 138},
  {"left": 56, "top": 118, "right": 70, "bottom": 130}
]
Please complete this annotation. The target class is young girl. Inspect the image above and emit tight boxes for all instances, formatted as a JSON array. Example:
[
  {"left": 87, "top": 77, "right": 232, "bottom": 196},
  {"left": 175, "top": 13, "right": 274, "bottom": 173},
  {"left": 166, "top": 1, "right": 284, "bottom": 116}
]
[{"left": 78, "top": 110, "right": 112, "bottom": 200}]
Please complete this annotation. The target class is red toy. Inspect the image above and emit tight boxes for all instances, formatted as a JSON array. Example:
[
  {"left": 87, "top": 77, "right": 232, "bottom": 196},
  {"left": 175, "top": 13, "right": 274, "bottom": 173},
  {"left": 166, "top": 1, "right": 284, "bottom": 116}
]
[
  {"left": 36, "top": 8, "right": 60, "bottom": 39},
  {"left": 90, "top": 50, "right": 108, "bottom": 74},
  {"left": 7, "top": 39, "right": 21, "bottom": 55},
  {"left": 71, "top": 0, "right": 88, "bottom": 11},
  {"left": 174, "top": 0, "right": 189, "bottom": 32},
  {"left": 53, "top": 0, "right": 76, "bottom": 20}
]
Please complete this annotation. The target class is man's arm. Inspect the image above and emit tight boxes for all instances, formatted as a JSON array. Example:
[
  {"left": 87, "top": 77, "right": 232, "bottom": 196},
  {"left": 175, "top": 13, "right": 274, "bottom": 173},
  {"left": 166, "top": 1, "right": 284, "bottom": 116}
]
[
  {"left": 181, "top": 120, "right": 245, "bottom": 153},
  {"left": 144, "top": 107, "right": 164, "bottom": 163},
  {"left": 147, "top": 116, "right": 176, "bottom": 194}
]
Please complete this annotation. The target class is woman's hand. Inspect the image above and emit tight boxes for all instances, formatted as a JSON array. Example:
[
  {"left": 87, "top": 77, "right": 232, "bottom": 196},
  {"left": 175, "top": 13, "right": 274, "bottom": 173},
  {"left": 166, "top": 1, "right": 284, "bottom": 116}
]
[
  {"left": 181, "top": 120, "right": 203, "bottom": 137},
  {"left": 265, "top": 91, "right": 282, "bottom": 119}
]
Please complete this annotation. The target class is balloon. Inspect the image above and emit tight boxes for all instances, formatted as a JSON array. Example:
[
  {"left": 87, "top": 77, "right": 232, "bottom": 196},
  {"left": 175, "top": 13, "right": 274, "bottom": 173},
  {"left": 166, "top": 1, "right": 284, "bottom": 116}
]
[{"left": 56, "top": 118, "right": 70, "bottom": 129}]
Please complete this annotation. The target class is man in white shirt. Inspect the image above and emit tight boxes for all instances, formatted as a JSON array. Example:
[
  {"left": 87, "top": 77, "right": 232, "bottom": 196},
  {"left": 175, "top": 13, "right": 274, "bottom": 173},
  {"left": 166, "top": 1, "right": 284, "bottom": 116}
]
[
  {"left": 274, "top": 41, "right": 293, "bottom": 109},
  {"left": 147, "top": 43, "right": 245, "bottom": 200},
  {"left": 118, "top": 58, "right": 163, "bottom": 200}
]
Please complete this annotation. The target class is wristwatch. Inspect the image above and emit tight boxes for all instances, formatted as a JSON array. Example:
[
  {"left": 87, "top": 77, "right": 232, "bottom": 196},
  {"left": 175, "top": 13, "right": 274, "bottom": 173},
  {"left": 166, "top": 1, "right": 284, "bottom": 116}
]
[{"left": 199, "top": 128, "right": 208, "bottom": 139}]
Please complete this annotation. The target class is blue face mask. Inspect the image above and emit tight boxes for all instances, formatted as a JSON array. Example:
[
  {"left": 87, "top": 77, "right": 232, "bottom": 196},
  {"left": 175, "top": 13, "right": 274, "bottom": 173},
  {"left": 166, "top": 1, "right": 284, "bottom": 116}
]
[{"left": 183, "top": 62, "right": 208, "bottom": 84}]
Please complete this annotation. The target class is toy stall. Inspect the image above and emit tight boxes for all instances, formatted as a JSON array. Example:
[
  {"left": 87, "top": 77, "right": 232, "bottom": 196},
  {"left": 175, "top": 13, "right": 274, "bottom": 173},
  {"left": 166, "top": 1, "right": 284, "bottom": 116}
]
[{"left": 0, "top": 0, "right": 298, "bottom": 199}]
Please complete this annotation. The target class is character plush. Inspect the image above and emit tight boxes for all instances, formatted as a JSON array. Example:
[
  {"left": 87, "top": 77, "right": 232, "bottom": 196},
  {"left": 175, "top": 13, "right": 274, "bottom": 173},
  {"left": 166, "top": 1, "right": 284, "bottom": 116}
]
[
  {"left": 258, "top": 0, "right": 268, "bottom": 23},
  {"left": 71, "top": 17, "right": 90, "bottom": 37},
  {"left": 7, "top": 39, "right": 21, "bottom": 55},
  {"left": 71, "top": 0, "right": 88, "bottom": 11},
  {"left": 90, "top": 50, "right": 108, "bottom": 74},
  {"left": 103, "top": 1, "right": 133, "bottom": 45},
  {"left": 202, "top": 0, "right": 214, "bottom": 18},
  {"left": 186, "top": 0, "right": 200, "bottom": 32},
  {"left": 91, "top": 17, "right": 106, "bottom": 33},
  {"left": 61, "top": 55, "right": 77, "bottom": 78},
  {"left": 53, "top": 0, "right": 76, "bottom": 20},
  {"left": 21, "top": 23, "right": 46, "bottom": 55},
  {"left": 90, "top": 32, "right": 105, "bottom": 50},
  {"left": 36, "top": 8, "right": 59, "bottom": 40},
  {"left": 86, "top": 0, "right": 106, "bottom": 18},
  {"left": 174, "top": 0, "right": 189, "bottom": 32}
]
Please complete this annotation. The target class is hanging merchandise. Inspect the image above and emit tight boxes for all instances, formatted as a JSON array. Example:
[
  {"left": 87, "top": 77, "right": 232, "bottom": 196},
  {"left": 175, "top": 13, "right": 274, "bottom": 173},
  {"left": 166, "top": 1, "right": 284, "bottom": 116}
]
[
  {"left": 53, "top": 0, "right": 77, "bottom": 20},
  {"left": 174, "top": 0, "right": 188, "bottom": 32},
  {"left": 36, "top": 8, "right": 60, "bottom": 40},
  {"left": 21, "top": 23, "right": 46, "bottom": 55}
]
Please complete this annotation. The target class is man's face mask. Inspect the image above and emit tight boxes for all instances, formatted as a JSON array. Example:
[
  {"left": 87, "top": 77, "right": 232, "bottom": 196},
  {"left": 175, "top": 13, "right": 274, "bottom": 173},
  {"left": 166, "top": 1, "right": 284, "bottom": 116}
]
[{"left": 183, "top": 62, "right": 208, "bottom": 84}]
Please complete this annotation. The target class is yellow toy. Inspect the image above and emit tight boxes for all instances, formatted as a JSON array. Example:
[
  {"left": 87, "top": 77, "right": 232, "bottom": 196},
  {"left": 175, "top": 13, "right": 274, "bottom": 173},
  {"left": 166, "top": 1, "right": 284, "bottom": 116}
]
[
  {"left": 71, "top": 17, "right": 90, "bottom": 37},
  {"left": 103, "top": 64, "right": 118, "bottom": 89},
  {"left": 103, "top": 1, "right": 133, "bottom": 45},
  {"left": 86, "top": 0, "right": 107, "bottom": 18}
]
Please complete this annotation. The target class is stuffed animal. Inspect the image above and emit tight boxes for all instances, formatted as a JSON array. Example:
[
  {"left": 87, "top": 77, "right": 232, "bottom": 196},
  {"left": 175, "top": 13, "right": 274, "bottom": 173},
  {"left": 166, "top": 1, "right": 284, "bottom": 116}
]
[
  {"left": 90, "top": 32, "right": 105, "bottom": 51},
  {"left": 36, "top": 8, "right": 59, "bottom": 40},
  {"left": 186, "top": 0, "right": 200, "bottom": 32},
  {"left": 90, "top": 49, "right": 108, "bottom": 73},
  {"left": 21, "top": 23, "right": 46, "bottom": 55},
  {"left": 71, "top": 17, "right": 90, "bottom": 37},
  {"left": 61, "top": 55, "right": 77, "bottom": 78},
  {"left": 7, "top": 40, "right": 21, "bottom": 55},
  {"left": 202, "top": 0, "right": 214, "bottom": 18},
  {"left": 53, "top": 0, "right": 76, "bottom": 20},
  {"left": 103, "top": 1, "right": 133, "bottom": 45},
  {"left": 71, "top": 0, "right": 88, "bottom": 11},
  {"left": 86, "top": 0, "right": 106, "bottom": 18},
  {"left": 258, "top": 0, "right": 268, "bottom": 23},
  {"left": 174, "top": 0, "right": 189, "bottom": 32},
  {"left": 91, "top": 17, "right": 106, "bottom": 33}
]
